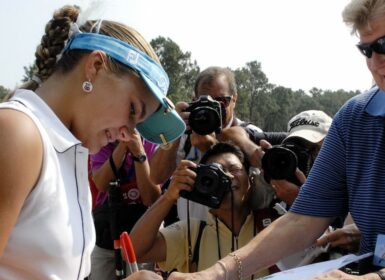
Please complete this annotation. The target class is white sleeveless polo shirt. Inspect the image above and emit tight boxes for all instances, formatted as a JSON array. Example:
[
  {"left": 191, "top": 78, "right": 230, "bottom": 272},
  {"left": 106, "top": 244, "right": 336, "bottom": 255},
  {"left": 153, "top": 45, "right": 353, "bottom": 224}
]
[{"left": 0, "top": 90, "right": 95, "bottom": 279}]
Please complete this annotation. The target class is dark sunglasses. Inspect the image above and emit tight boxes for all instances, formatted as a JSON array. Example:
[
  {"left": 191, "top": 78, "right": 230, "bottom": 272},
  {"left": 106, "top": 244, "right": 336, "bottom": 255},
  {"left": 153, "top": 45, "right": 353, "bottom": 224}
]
[
  {"left": 213, "top": 96, "right": 232, "bottom": 107},
  {"left": 357, "top": 34, "right": 385, "bottom": 58}
]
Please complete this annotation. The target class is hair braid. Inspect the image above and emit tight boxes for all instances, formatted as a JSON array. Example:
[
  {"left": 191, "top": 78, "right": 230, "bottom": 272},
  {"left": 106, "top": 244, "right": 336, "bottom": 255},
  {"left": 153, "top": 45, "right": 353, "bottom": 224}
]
[{"left": 35, "top": 6, "right": 80, "bottom": 81}]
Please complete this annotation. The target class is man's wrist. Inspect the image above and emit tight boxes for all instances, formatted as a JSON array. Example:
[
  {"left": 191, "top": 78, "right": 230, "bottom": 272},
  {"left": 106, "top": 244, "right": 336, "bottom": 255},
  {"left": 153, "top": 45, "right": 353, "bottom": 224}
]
[{"left": 162, "top": 191, "right": 178, "bottom": 204}]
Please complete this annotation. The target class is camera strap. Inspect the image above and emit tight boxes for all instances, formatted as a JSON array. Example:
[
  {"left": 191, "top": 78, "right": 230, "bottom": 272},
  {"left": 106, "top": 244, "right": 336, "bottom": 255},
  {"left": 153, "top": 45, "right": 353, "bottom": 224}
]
[
  {"left": 109, "top": 155, "right": 120, "bottom": 180},
  {"left": 188, "top": 219, "right": 207, "bottom": 272}
]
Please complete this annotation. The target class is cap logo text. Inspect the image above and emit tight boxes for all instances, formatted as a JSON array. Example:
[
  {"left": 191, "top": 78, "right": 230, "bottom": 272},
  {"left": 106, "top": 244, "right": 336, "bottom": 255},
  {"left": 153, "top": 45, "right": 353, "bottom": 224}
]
[{"left": 289, "top": 118, "right": 319, "bottom": 131}]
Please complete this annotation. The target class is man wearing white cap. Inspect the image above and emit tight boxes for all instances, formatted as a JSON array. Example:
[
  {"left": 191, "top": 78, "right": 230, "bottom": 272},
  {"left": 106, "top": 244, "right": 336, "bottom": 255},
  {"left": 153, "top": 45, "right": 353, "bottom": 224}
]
[
  {"left": 268, "top": 110, "right": 333, "bottom": 206},
  {"left": 286, "top": 110, "right": 332, "bottom": 143}
]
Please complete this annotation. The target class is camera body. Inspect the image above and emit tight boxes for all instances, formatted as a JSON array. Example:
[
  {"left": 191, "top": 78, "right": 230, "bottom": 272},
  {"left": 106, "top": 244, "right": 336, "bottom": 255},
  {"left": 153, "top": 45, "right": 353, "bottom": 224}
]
[
  {"left": 261, "top": 141, "right": 311, "bottom": 185},
  {"left": 184, "top": 95, "right": 225, "bottom": 135},
  {"left": 180, "top": 163, "right": 232, "bottom": 209}
]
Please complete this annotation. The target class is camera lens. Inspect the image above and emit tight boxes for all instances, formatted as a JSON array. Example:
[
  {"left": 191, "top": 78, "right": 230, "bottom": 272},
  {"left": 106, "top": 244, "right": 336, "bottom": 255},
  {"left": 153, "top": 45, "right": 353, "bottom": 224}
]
[
  {"left": 189, "top": 107, "right": 221, "bottom": 135},
  {"left": 262, "top": 147, "right": 298, "bottom": 180},
  {"left": 180, "top": 163, "right": 231, "bottom": 209},
  {"left": 196, "top": 174, "right": 217, "bottom": 194}
]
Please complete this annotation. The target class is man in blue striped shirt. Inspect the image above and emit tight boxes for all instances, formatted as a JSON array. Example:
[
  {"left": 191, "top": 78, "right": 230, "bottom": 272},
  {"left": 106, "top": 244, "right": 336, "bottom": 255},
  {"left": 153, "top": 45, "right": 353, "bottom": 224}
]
[{"left": 168, "top": 1, "right": 385, "bottom": 279}]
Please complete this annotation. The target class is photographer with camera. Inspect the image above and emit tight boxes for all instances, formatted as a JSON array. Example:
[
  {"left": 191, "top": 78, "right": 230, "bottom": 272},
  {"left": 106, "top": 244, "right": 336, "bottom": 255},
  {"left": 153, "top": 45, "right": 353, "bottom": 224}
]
[
  {"left": 89, "top": 128, "right": 161, "bottom": 279},
  {"left": 150, "top": 66, "right": 262, "bottom": 221},
  {"left": 262, "top": 110, "right": 332, "bottom": 207},
  {"left": 131, "top": 142, "right": 280, "bottom": 278}
]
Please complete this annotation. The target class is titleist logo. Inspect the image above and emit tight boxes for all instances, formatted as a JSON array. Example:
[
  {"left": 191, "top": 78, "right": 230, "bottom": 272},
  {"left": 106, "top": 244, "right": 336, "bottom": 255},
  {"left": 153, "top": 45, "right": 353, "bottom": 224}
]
[{"left": 289, "top": 118, "right": 319, "bottom": 131}]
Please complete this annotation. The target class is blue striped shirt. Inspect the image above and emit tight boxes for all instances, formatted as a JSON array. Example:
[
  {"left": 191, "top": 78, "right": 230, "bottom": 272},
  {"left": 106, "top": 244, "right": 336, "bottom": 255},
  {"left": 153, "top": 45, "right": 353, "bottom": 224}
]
[{"left": 291, "top": 86, "right": 385, "bottom": 254}]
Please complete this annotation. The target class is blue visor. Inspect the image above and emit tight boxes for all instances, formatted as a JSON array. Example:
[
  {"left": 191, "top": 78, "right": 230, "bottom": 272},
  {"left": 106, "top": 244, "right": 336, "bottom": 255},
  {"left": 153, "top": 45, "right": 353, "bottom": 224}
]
[{"left": 65, "top": 32, "right": 185, "bottom": 144}]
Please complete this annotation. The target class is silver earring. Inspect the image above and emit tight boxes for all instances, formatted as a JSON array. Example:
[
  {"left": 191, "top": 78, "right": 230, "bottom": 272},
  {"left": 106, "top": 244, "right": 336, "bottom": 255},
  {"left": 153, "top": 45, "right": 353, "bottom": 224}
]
[{"left": 82, "top": 80, "right": 93, "bottom": 93}]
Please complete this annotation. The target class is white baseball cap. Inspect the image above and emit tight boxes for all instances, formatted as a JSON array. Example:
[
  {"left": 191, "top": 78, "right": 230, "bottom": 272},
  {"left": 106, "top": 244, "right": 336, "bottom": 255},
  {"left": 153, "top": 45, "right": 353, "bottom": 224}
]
[{"left": 285, "top": 110, "right": 332, "bottom": 143}]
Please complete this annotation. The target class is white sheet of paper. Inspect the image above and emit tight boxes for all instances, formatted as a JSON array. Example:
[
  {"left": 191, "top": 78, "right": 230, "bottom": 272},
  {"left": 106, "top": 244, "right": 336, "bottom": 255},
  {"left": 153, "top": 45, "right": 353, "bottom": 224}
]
[{"left": 257, "top": 252, "right": 373, "bottom": 280}]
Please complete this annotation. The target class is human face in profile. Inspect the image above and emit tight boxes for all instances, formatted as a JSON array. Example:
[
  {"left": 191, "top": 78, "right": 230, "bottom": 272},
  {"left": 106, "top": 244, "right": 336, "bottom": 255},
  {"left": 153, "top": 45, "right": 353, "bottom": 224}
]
[
  {"left": 359, "top": 14, "right": 385, "bottom": 91},
  {"left": 206, "top": 152, "right": 250, "bottom": 211},
  {"left": 77, "top": 67, "right": 160, "bottom": 154}
]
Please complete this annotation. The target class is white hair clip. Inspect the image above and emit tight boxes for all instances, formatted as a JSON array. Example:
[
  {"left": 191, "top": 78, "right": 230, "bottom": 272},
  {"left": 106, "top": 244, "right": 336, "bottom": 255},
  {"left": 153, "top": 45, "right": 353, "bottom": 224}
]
[
  {"left": 56, "top": 22, "right": 82, "bottom": 62},
  {"left": 76, "top": 0, "right": 106, "bottom": 28}
]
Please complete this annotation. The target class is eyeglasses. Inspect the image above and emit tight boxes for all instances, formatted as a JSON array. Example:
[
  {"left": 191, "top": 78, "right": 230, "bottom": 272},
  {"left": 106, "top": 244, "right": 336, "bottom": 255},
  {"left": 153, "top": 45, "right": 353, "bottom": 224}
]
[
  {"left": 357, "top": 34, "right": 385, "bottom": 58},
  {"left": 213, "top": 96, "right": 232, "bottom": 107}
]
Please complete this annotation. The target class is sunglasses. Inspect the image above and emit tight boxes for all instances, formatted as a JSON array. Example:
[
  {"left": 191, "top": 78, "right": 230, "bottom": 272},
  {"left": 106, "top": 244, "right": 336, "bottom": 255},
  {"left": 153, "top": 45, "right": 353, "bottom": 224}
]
[
  {"left": 357, "top": 34, "right": 385, "bottom": 58},
  {"left": 213, "top": 96, "right": 232, "bottom": 107}
]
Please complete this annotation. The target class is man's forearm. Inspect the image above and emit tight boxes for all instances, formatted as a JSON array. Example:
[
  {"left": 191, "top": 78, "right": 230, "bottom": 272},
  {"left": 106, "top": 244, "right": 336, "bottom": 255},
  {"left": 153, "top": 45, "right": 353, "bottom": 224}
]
[
  {"left": 130, "top": 194, "right": 175, "bottom": 261},
  {"left": 213, "top": 213, "right": 331, "bottom": 279},
  {"left": 149, "top": 139, "right": 180, "bottom": 184}
]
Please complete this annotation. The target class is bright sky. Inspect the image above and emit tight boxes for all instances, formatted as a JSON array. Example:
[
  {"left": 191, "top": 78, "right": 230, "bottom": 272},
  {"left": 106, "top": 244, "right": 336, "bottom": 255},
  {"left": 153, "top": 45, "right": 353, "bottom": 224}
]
[{"left": 0, "top": 0, "right": 374, "bottom": 93}]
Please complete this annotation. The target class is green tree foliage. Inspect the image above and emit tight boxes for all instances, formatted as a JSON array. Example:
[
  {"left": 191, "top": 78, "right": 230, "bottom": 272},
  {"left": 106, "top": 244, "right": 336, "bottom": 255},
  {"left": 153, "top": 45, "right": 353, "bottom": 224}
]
[
  {"left": 150, "top": 37, "right": 200, "bottom": 103},
  {"left": 233, "top": 64, "right": 360, "bottom": 131},
  {"left": 0, "top": 85, "right": 11, "bottom": 102},
  {"left": 22, "top": 64, "right": 37, "bottom": 83},
  {"left": 234, "top": 61, "right": 272, "bottom": 125},
  {"left": 312, "top": 89, "right": 359, "bottom": 117}
]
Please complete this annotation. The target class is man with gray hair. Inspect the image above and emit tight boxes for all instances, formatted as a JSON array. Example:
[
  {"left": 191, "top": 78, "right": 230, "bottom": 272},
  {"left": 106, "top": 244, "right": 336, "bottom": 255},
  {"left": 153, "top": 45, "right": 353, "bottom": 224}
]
[{"left": 168, "top": 1, "right": 385, "bottom": 279}]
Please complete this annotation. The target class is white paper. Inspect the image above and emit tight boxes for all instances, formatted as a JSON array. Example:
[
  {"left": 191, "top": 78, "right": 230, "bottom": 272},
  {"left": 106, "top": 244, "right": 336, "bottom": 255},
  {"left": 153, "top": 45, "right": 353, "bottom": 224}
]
[{"left": 257, "top": 253, "right": 373, "bottom": 280}]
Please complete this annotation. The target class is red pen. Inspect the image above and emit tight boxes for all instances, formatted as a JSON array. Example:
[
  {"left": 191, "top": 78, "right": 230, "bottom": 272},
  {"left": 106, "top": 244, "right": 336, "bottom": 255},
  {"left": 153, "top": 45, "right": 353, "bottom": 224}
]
[{"left": 120, "top": 231, "right": 138, "bottom": 273}]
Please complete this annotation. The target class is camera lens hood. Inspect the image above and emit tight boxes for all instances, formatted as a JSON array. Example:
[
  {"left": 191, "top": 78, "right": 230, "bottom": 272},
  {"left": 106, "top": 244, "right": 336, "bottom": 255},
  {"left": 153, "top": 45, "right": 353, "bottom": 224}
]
[{"left": 262, "top": 146, "right": 298, "bottom": 180}]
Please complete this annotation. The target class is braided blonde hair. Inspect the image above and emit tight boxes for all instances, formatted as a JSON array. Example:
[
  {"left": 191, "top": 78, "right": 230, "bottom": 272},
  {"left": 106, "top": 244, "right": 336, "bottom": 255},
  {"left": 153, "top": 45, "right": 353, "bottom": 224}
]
[{"left": 21, "top": 5, "right": 159, "bottom": 91}]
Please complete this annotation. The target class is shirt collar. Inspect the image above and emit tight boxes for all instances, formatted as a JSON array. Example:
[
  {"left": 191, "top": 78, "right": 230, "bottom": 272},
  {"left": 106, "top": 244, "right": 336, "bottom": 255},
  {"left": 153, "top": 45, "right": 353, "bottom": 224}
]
[
  {"left": 365, "top": 86, "right": 385, "bottom": 117},
  {"left": 11, "top": 89, "right": 81, "bottom": 153}
]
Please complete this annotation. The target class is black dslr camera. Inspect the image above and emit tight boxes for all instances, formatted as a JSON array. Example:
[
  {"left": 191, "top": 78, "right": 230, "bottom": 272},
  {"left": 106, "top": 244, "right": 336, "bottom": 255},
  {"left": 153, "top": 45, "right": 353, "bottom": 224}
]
[
  {"left": 184, "top": 95, "right": 225, "bottom": 135},
  {"left": 180, "top": 163, "right": 232, "bottom": 209},
  {"left": 261, "top": 141, "right": 312, "bottom": 186}
]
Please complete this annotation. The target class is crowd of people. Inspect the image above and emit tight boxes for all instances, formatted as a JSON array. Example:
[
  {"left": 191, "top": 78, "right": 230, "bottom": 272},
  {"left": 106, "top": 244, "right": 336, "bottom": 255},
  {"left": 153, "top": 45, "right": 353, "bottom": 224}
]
[{"left": 0, "top": 0, "right": 385, "bottom": 280}]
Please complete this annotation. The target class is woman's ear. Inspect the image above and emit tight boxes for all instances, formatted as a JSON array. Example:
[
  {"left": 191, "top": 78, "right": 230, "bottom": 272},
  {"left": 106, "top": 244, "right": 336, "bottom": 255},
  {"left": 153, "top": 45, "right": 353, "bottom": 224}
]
[{"left": 83, "top": 50, "right": 108, "bottom": 81}]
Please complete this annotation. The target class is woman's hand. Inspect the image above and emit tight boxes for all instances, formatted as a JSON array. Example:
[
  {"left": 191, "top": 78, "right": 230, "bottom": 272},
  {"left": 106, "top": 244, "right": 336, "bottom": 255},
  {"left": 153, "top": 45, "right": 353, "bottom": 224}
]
[{"left": 123, "top": 270, "right": 162, "bottom": 280}]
